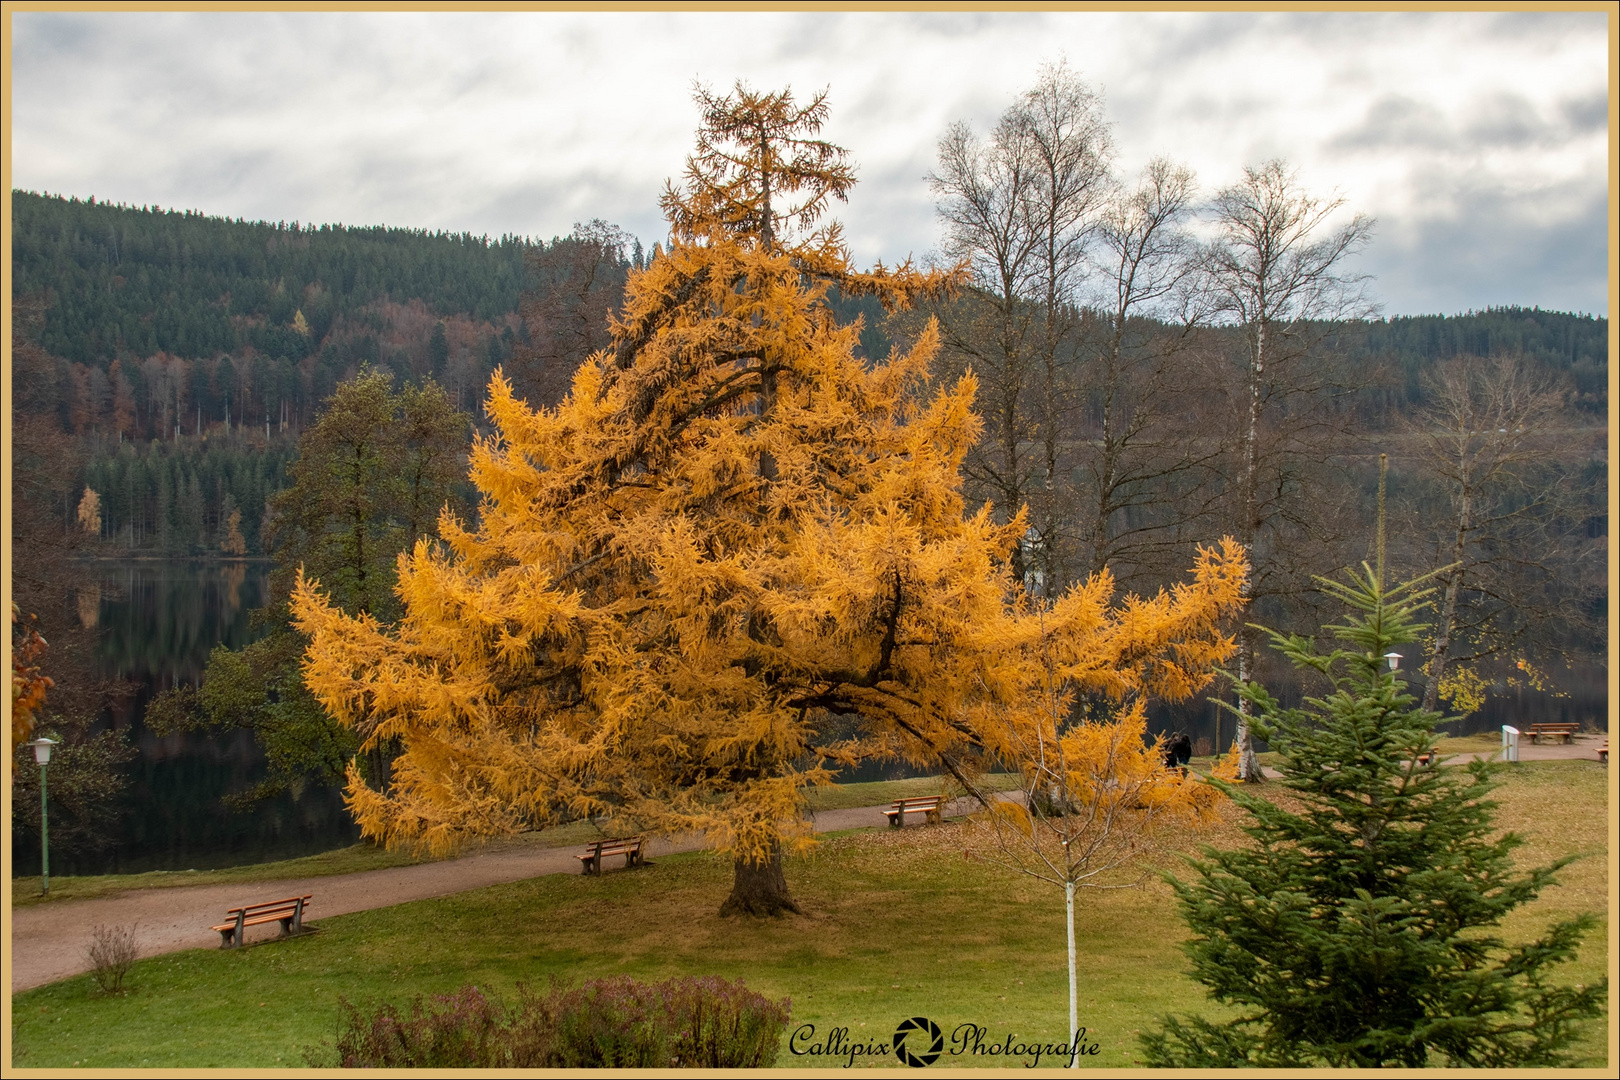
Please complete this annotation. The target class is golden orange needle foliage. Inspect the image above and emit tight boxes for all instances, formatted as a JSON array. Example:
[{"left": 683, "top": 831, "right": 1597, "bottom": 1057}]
[
  {"left": 971, "top": 557, "right": 1248, "bottom": 894},
  {"left": 11, "top": 603, "right": 54, "bottom": 755},
  {"left": 977, "top": 573, "right": 1253, "bottom": 867},
  {"left": 291, "top": 83, "right": 1248, "bottom": 911}
]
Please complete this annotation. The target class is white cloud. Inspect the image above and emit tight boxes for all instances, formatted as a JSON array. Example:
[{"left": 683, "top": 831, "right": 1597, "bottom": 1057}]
[{"left": 10, "top": 9, "right": 1609, "bottom": 315}]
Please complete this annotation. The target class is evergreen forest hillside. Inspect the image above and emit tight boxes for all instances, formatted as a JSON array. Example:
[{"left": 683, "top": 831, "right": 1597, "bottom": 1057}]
[
  {"left": 13, "top": 189, "right": 533, "bottom": 362},
  {"left": 15, "top": 190, "right": 1606, "bottom": 424},
  {"left": 12, "top": 191, "right": 641, "bottom": 557},
  {"left": 10, "top": 190, "right": 1609, "bottom": 706}
]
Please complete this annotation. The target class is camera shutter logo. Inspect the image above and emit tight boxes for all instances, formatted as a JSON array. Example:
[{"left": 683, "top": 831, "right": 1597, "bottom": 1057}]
[{"left": 893, "top": 1016, "right": 944, "bottom": 1067}]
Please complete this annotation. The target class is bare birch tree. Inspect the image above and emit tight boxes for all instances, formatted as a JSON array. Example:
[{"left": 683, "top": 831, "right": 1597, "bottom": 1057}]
[
  {"left": 1201, "top": 160, "right": 1375, "bottom": 780},
  {"left": 1072, "top": 158, "right": 1225, "bottom": 586},
  {"left": 1405, "top": 354, "right": 1598, "bottom": 712},
  {"left": 929, "top": 61, "right": 1113, "bottom": 593},
  {"left": 509, "top": 220, "right": 633, "bottom": 408},
  {"left": 1018, "top": 66, "right": 1116, "bottom": 592}
]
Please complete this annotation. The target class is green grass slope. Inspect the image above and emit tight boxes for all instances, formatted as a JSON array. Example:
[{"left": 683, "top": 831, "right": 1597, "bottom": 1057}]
[{"left": 10, "top": 761, "right": 1606, "bottom": 1069}]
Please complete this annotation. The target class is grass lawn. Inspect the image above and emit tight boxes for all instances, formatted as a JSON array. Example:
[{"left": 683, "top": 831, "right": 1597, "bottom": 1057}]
[
  {"left": 10, "top": 761, "right": 1608, "bottom": 1069},
  {"left": 802, "top": 772, "right": 1023, "bottom": 812},
  {"left": 1436, "top": 731, "right": 1517, "bottom": 755}
]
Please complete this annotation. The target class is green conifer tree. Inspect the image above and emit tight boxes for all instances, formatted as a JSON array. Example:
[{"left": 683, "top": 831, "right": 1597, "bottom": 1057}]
[
  {"left": 1142, "top": 566, "right": 1606, "bottom": 1067},
  {"left": 428, "top": 321, "right": 450, "bottom": 380},
  {"left": 145, "top": 370, "right": 471, "bottom": 804}
]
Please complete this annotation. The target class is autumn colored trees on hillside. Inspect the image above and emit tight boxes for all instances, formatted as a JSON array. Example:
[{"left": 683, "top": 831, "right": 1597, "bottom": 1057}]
[{"left": 919, "top": 65, "right": 1602, "bottom": 766}]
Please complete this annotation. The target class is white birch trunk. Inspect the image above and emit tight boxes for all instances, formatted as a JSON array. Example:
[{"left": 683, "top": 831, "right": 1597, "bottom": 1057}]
[
  {"left": 1066, "top": 879, "right": 1078, "bottom": 1068},
  {"left": 1235, "top": 315, "right": 1264, "bottom": 782}
]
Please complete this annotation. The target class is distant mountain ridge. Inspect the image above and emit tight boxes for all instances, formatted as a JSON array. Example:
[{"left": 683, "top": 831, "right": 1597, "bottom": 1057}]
[
  {"left": 12, "top": 189, "right": 538, "bottom": 367},
  {"left": 13, "top": 189, "right": 1608, "bottom": 372}
]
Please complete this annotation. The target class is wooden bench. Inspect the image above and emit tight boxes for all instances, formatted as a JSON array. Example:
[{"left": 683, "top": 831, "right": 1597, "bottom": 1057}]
[
  {"left": 577, "top": 836, "right": 646, "bottom": 875},
  {"left": 1597, "top": 741, "right": 1608, "bottom": 765},
  {"left": 1528, "top": 722, "right": 1580, "bottom": 744},
  {"left": 1415, "top": 752, "right": 1434, "bottom": 767},
  {"left": 885, "top": 796, "right": 944, "bottom": 828},
  {"left": 211, "top": 894, "right": 312, "bottom": 949}
]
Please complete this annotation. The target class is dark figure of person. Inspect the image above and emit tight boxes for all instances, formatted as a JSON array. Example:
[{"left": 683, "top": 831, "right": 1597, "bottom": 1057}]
[{"left": 1166, "top": 732, "right": 1193, "bottom": 776}]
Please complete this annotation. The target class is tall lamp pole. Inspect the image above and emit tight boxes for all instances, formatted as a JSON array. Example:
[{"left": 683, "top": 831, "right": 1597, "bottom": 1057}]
[{"left": 29, "top": 738, "right": 57, "bottom": 895}]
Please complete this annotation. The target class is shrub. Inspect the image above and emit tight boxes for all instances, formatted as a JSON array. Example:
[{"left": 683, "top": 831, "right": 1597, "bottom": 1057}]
[
  {"left": 519, "top": 977, "right": 672, "bottom": 1067},
  {"left": 318, "top": 975, "right": 790, "bottom": 1068},
  {"left": 330, "top": 985, "right": 504, "bottom": 1068},
  {"left": 84, "top": 923, "right": 139, "bottom": 995},
  {"left": 662, "top": 974, "right": 792, "bottom": 1067}
]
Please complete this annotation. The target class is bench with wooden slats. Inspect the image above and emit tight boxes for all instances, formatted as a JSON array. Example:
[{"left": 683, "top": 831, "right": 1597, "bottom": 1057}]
[
  {"left": 211, "top": 894, "right": 312, "bottom": 949},
  {"left": 884, "top": 796, "right": 944, "bottom": 828},
  {"left": 1528, "top": 722, "right": 1580, "bottom": 744},
  {"left": 577, "top": 836, "right": 646, "bottom": 875}
]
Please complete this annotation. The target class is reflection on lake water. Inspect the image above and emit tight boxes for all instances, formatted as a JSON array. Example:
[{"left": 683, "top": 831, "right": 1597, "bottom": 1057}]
[
  {"left": 13, "top": 560, "right": 360, "bottom": 877},
  {"left": 93, "top": 559, "right": 264, "bottom": 687}
]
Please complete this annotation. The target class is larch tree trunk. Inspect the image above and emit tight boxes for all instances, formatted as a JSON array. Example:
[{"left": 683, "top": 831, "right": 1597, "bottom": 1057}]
[
  {"left": 719, "top": 844, "right": 802, "bottom": 917},
  {"left": 1065, "top": 879, "right": 1078, "bottom": 1068}
]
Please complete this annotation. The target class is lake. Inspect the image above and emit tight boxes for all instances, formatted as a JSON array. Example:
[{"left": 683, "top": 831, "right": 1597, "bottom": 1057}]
[{"left": 13, "top": 560, "right": 360, "bottom": 877}]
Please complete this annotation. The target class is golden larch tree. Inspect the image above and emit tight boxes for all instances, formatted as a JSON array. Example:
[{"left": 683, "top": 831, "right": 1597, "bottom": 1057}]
[
  {"left": 293, "top": 82, "right": 1248, "bottom": 916},
  {"left": 76, "top": 487, "right": 102, "bottom": 537}
]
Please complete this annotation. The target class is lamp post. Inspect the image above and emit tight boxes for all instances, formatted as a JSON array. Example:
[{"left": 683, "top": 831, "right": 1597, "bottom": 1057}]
[
  {"left": 1384, "top": 652, "right": 1403, "bottom": 672},
  {"left": 28, "top": 737, "right": 57, "bottom": 895}
]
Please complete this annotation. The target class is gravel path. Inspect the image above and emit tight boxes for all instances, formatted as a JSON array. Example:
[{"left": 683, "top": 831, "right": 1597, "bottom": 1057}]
[
  {"left": 9, "top": 797, "right": 981, "bottom": 993},
  {"left": 12, "top": 740, "right": 1602, "bottom": 994}
]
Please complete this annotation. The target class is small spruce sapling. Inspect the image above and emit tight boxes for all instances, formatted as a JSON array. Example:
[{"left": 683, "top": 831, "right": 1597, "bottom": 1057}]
[{"left": 1141, "top": 565, "right": 1607, "bottom": 1067}]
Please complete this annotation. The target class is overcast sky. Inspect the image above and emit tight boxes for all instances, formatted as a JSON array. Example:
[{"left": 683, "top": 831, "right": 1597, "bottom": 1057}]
[{"left": 10, "top": 9, "right": 1612, "bottom": 318}]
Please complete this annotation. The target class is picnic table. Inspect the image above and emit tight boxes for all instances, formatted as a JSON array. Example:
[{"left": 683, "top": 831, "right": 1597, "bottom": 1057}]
[{"left": 1527, "top": 722, "right": 1580, "bottom": 744}]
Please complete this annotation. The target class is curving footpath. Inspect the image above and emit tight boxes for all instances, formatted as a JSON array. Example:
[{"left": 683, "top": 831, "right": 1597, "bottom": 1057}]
[
  {"left": 10, "top": 742, "right": 1601, "bottom": 994},
  {"left": 9, "top": 798, "right": 981, "bottom": 993}
]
